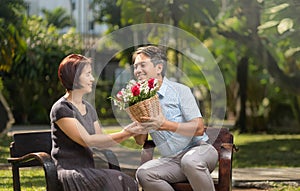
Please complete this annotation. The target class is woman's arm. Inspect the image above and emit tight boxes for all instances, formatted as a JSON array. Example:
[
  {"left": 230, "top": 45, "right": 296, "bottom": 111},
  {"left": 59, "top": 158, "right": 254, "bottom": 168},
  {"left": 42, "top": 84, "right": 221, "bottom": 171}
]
[
  {"left": 94, "top": 120, "right": 103, "bottom": 134},
  {"left": 55, "top": 117, "right": 136, "bottom": 148},
  {"left": 133, "top": 134, "right": 148, "bottom": 145}
]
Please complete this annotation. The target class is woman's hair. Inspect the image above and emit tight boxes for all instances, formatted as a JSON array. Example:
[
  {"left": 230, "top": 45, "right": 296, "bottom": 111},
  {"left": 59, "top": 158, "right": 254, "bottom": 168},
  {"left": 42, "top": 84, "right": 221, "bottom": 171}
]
[
  {"left": 132, "top": 45, "right": 167, "bottom": 77},
  {"left": 58, "top": 54, "right": 92, "bottom": 91}
]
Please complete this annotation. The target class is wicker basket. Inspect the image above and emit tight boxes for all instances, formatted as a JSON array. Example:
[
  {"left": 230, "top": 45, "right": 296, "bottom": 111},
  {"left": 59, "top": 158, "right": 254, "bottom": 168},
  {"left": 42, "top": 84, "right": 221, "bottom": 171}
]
[{"left": 126, "top": 94, "right": 161, "bottom": 122}]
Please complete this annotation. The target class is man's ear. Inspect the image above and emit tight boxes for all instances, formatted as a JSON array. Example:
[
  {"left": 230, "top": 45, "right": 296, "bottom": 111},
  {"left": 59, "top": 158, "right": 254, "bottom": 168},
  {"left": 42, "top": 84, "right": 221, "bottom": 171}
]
[{"left": 156, "top": 63, "right": 163, "bottom": 74}]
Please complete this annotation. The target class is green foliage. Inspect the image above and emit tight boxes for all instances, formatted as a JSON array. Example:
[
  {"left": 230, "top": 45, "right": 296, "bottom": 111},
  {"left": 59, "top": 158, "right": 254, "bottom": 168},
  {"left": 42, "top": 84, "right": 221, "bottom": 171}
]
[
  {"left": 259, "top": 1, "right": 300, "bottom": 73},
  {"left": 95, "top": 80, "right": 116, "bottom": 120},
  {"left": 0, "top": 134, "right": 12, "bottom": 163},
  {"left": 210, "top": 0, "right": 300, "bottom": 130},
  {"left": 42, "top": 7, "right": 75, "bottom": 28},
  {"left": 92, "top": 0, "right": 300, "bottom": 132},
  {"left": 0, "top": 0, "right": 27, "bottom": 72},
  {"left": 91, "top": 0, "right": 121, "bottom": 30},
  {"left": 3, "top": 16, "right": 82, "bottom": 124},
  {"left": 0, "top": 77, "right": 3, "bottom": 92},
  {"left": 1, "top": 0, "right": 299, "bottom": 133}
]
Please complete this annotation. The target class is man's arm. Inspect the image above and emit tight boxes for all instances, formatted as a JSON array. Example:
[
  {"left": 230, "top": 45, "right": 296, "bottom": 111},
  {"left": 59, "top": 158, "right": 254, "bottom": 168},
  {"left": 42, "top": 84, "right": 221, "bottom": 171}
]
[{"left": 160, "top": 117, "right": 205, "bottom": 136}]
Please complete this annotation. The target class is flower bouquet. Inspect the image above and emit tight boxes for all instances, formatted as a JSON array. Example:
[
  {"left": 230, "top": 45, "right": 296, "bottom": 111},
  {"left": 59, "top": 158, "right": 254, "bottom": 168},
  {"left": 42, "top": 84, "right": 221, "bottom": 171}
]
[{"left": 111, "top": 78, "right": 161, "bottom": 122}]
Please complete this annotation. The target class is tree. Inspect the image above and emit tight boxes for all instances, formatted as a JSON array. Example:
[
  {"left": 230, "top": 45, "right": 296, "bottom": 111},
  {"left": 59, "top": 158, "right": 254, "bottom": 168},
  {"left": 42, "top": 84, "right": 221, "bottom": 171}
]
[
  {"left": 91, "top": 0, "right": 300, "bottom": 132},
  {"left": 41, "top": 7, "right": 75, "bottom": 29},
  {"left": 91, "top": 0, "right": 122, "bottom": 32},
  {"left": 213, "top": 0, "right": 300, "bottom": 131},
  {"left": 0, "top": 0, "right": 26, "bottom": 72},
  {"left": 3, "top": 16, "right": 82, "bottom": 124},
  {"left": 259, "top": 1, "right": 300, "bottom": 93},
  {"left": 0, "top": 0, "right": 26, "bottom": 130}
]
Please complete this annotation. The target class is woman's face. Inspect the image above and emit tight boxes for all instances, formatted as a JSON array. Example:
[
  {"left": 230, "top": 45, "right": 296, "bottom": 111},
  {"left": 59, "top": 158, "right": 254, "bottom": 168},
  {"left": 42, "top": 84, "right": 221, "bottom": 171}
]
[{"left": 78, "top": 64, "right": 94, "bottom": 93}]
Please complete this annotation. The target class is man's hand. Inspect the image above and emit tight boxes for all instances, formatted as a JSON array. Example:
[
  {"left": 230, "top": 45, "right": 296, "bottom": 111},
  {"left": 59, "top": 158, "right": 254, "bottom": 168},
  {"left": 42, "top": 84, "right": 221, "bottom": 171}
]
[
  {"left": 140, "top": 112, "right": 166, "bottom": 131},
  {"left": 124, "top": 122, "right": 149, "bottom": 135}
]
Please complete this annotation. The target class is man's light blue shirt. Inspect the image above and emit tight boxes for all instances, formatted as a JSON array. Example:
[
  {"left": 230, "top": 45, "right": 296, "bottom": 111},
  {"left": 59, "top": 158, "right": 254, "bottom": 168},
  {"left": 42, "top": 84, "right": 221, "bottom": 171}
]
[{"left": 149, "top": 77, "right": 208, "bottom": 157}]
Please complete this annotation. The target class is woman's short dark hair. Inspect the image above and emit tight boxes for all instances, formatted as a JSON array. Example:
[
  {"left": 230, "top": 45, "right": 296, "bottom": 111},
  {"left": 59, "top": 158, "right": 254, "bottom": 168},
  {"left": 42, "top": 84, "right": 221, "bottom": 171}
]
[
  {"left": 58, "top": 54, "right": 92, "bottom": 91},
  {"left": 132, "top": 45, "right": 167, "bottom": 77}
]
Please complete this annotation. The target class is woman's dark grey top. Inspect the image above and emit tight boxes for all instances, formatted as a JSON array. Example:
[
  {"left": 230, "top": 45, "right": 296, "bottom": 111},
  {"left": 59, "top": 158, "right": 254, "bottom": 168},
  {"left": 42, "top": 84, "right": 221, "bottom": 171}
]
[
  {"left": 49, "top": 96, "right": 138, "bottom": 191},
  {"left": 50, "top": 96, "right": 97, "bottom": 170}
]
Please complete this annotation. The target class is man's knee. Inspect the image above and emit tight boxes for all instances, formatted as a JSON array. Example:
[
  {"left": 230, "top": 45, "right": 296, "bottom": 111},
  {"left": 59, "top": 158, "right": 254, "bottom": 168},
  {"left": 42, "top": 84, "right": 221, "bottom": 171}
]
[
  {"left": 136, "top": 168, "right": 152, "bottom": 184},
  {"left": 181, "top": 157, "right": 208, "bottom": 174}
]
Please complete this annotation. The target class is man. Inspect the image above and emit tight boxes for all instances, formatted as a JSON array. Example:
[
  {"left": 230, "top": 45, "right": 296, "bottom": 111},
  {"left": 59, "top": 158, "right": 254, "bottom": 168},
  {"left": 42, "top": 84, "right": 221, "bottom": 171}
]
[{"left": 132, "top": 45, "right": 218, "bottom": 191}]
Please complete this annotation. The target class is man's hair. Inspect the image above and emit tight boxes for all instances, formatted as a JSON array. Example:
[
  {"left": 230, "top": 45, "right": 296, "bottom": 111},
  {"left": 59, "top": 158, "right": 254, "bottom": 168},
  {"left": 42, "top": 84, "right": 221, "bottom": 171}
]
[
  {"left": 58, "top": 54, "right": 92, "bottom": 91},
  {"left": 132, "top": 45, "right": 167, "bottom": 77}
]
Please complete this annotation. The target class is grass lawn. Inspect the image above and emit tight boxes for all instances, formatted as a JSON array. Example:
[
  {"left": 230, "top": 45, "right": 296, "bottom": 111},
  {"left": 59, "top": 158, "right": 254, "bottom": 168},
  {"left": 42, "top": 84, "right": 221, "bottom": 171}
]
[
  {"left": 1, "top": 129, "right": 300, "bottom": 190},
  {"left": 232, "top": 132, "right": 300, "bottom": 168}
]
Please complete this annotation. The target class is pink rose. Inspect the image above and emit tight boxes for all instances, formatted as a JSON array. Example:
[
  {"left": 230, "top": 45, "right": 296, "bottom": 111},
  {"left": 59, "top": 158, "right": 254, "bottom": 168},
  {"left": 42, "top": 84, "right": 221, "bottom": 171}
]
[{"left": 116, "top": 91, "right": 123, "bottom": 101}]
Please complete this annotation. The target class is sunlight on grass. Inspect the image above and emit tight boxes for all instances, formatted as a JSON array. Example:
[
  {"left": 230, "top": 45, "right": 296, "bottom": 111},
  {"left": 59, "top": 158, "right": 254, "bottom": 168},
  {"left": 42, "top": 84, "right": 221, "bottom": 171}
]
[
  {"left": 270, "top": 184, "right": 300, "bottom": 191},
  {"left": 233, "top": 132, "right": 300, "bottom": 145},
  {"left": 232, "top": 132, "right": 300, "bottom": 168},
  {"left": 0, "top": 135, "right": 12, "bottom": 163},
  {"left": 0, "top": 168, "right": 45, "bottom": 191},
  {"left": 0, "top": 169, "right": 12, "bottom": 190}
]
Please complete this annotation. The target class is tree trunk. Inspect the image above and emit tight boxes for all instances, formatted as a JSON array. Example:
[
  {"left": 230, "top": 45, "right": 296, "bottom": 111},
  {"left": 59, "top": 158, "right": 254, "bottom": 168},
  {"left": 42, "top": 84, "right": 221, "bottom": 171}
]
[
  {"left": 0, "top": 92, "right": 15, "bottom": 135},
  {"left": 236, "top": 57, "right": 248, "bottom": 133},
  {"left": 264, "top": 48, "right": 300, "bottom": 95}
]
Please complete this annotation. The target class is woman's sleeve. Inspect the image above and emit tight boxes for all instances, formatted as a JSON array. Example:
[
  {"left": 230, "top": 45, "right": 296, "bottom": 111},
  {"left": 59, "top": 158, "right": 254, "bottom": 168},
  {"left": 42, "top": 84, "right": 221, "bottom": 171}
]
[{"left": 50, "top": 102, "right": 74, "bottom": 123}]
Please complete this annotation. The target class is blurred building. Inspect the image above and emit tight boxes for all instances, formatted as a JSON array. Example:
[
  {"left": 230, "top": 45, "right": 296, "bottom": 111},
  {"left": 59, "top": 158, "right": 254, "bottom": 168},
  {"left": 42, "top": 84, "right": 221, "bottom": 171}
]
[{"left": 24, "top": 0, "right": 105, "bottom": 35}]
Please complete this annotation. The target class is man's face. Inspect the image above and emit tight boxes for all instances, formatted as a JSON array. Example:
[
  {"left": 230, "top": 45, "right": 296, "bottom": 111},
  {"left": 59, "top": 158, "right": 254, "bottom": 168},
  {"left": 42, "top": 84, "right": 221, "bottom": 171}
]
[{"left": 133, "top": 53, "right": 163, "bottom": 81}]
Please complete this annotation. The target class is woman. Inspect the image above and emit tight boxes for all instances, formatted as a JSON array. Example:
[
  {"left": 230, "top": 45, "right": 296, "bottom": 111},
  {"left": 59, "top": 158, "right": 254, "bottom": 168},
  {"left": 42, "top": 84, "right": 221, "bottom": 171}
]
[{"left": 50, "top": 54, "right": 139, "bottom": 191}]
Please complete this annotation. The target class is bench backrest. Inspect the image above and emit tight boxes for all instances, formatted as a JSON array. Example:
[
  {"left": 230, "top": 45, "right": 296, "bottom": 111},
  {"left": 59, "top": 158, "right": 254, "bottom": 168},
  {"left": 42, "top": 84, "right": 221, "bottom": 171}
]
[
  {"left": 205, "top": 127, "right": 233, "bottom": 153},
  {"left": 10, "top": 131, "right": 52, "bottom": 158}
]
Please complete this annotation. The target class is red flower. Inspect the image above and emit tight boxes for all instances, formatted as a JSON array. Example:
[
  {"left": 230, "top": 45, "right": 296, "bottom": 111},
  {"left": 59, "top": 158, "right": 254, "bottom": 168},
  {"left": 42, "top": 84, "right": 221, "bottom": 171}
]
[
  {"left": 148, "top": 78, "right": 155, "bottom": 89},
  {"left": 131, "top": 85, "right": 140, "bottom": 96}
]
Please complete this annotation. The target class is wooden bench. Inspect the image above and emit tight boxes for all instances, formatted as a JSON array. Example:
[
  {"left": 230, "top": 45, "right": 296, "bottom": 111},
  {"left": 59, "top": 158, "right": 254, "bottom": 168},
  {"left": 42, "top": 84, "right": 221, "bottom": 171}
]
[
  {"left": 141, "top": 127, "right": 238, "bottom": 191},
  {"left": 7, "top": 131, "right": 121, "bottom": 191}
]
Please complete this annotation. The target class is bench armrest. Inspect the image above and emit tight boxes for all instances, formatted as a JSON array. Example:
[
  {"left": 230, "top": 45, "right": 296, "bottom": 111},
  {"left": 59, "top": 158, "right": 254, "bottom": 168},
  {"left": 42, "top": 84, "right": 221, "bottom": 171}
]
[
  {"left": 8, "top": 152, "right": 57, "bottom": 176},
  {"left": 218, "top": 143, "right": 235, "bottom": 191},
  {"left": 8, "top": 152, "right": 59, "bottom": 191},
  {"left": 92, "top": 148, "right": 121, "bottom": 171},
  {"left": 141, "top": 140, "right": 155, "bottom": 165}
]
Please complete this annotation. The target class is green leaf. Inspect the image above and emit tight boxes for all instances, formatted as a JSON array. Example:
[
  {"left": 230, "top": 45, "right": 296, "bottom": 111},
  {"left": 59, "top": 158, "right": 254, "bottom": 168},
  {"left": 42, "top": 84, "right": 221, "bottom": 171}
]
[
  {"left": 285, "top": 47, "right": 300, "bottom": 57},
  {"left": 277, "top": 18, "right": 293, "bottom": 34},
  {"left": 258, "top": 21, "right": 279, "bottom": 31},
  {"left": 265, "top": 3, "right": 289, "bottom": 14}
]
